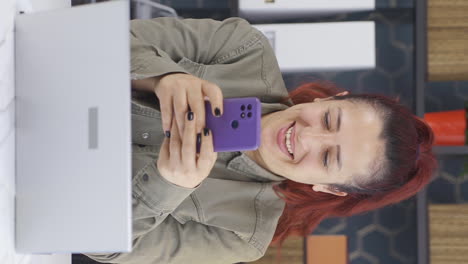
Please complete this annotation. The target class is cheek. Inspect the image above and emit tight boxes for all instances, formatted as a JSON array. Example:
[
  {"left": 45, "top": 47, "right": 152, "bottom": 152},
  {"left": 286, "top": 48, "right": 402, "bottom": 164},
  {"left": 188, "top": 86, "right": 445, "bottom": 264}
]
[
  {"left": 295, "top": 154, "right": 321, "bottom": 172},
  {"left": 300, "top": 109, "right": 319, "bottom": 124}
]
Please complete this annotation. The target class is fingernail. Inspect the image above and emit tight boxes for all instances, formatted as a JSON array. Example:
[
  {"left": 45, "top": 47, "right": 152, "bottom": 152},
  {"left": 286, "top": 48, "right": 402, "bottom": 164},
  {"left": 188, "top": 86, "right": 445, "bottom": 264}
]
[
  {"left": 165, "top": 130, "right": 171, "bottom": 138},
  {"left": 187, "top": 111, "right": 194, "bottom": 121},
  {"left": 203, "top": 127, "right": 209, "bottom": 136},
  {"left": 215, "top": 107, "right": 221, "bottom": 117},
  {"left": 197, "top": 133, "right": 201, "bottom": 145}
]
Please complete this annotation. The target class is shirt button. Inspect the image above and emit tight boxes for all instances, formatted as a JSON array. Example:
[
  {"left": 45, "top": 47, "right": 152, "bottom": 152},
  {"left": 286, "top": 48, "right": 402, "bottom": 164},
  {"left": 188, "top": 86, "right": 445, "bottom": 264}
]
[
  {"left": 141, "top": 132, "right": 149, "bottom": 139},
  {"left": 142, "top": 174, "right": 149, "bottom": 181}
]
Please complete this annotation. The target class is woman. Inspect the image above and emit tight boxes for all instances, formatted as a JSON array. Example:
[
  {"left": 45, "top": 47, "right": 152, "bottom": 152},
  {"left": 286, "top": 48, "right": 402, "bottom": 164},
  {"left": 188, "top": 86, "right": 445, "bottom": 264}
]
[{"left": 85, "top": 17, "right": 437, "bottom": 264}]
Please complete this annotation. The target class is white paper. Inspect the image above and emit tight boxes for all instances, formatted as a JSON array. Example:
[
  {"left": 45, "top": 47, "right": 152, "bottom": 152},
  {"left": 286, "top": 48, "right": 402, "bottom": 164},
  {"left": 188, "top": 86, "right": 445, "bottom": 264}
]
[
  {"left": 0, "top": 132, "right": 26, "bottom": 264},
  {"left": 16, "top": 0, "right": 34, "bottom": 14},
  {"left": 0, "top": 0, "right": 16, "bottom": 44},
  {"left": 0, "top": 30, "right": 15, "bottom": 112},
  {"left": 0, "top": 128, "right": 14, "bottom": 197},
  {"left": 0, "top": 187, "right": 17, "bottom": 263},
  {"left": 0, "top": 100, "right": 14, "bottom": 152}
]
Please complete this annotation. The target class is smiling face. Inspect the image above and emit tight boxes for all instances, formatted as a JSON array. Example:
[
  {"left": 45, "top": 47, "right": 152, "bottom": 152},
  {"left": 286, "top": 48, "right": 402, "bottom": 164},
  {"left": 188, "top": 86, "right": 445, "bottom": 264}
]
[{"left": 245, "top": 96, "right": 386, "bottom": 194}]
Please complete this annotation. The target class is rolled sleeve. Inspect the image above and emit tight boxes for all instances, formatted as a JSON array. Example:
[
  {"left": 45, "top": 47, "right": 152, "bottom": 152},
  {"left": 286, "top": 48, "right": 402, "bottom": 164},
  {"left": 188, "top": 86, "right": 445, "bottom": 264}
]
[
  {"left": 133, "top": 161, "right": 197, "bottom": 213},
  {"left": 130, "top": 30, "right": 189, "bottom": 80},
  {"left": 129, "top": 17, "right": 258, "bottom": 80}
]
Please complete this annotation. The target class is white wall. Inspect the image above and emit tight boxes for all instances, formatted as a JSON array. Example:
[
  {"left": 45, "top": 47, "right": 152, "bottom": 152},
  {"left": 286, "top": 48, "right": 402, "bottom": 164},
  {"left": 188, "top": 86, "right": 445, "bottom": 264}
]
[
  {"left": 253, "top": 22, "right": 376, "bottom": 71},
  {"left": 0, "top": 1, "right": 72, "bottom": 263},
  {"left": 0, "top": 0, "right": 23, "bottom": 262}
]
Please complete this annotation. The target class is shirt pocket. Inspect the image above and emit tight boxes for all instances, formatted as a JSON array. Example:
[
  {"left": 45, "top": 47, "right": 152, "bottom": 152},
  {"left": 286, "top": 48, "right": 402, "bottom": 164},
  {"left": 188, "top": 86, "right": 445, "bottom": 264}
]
[{"left": 131, "top": 101, "right": 164, "bottom": 147}]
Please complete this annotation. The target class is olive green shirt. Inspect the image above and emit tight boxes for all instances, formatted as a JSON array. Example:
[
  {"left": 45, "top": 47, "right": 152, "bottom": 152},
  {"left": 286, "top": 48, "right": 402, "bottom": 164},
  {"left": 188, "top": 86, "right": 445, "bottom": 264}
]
[{"left": 85, "top": 17, "right": 293, "bottom": 264}]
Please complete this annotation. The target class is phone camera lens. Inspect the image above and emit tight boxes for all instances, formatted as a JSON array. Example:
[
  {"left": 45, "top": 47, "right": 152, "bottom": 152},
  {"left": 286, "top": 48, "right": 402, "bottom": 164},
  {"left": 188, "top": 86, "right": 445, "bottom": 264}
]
[
  {"left": 247, "top": 104, "right": 252, "bottom": 110},
  {"left": 247, "top": 112, "right": 252, "bottom": 118},
  {"left": 231, "top": 120, "right": 239, "bottom": 129},
  {"left": 241, "top": 105, "right": 246, "bottom": 111},
  {"left": 240, "top": 112, "right": 245, "bottom": 118}
]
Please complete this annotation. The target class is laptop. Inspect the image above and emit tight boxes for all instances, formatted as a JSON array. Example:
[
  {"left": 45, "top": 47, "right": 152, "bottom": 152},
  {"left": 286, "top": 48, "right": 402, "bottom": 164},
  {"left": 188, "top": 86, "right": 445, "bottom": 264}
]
[{"left": 15, "top": 0, "right": 131, "bottom": 254}]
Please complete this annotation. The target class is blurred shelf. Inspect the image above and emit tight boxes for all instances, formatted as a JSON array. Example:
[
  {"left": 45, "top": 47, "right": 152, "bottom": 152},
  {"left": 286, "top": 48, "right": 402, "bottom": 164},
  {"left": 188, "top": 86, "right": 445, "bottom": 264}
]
[
  {"left": 433, "top": 145, "right": 468, "bottom": 156},
  {"left": 414, "top": 0, "right": 428, "bottom": 264},
  {"left": 414, "top": 1, "right": 468, "bottom": 264}
]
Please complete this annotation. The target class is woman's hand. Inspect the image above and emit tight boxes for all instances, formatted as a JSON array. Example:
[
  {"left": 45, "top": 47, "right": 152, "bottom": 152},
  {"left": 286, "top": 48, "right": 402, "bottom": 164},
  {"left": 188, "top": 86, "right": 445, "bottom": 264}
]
[
  {"left": 154, "top": 73, "right": 224, "bottom": 138},
  {"left": 157, "top": 110, "right": 217, "bottom": 189}
]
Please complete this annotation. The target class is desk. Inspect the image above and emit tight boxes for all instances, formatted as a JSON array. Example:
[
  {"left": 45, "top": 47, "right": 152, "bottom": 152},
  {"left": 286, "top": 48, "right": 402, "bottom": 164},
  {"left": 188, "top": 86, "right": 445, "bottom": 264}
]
[
  {"left": 0, "top": 1, "right": 26, "bottom": 263},
  {"left": 0, "top": 0, "right": 71, "bottom": 263}
]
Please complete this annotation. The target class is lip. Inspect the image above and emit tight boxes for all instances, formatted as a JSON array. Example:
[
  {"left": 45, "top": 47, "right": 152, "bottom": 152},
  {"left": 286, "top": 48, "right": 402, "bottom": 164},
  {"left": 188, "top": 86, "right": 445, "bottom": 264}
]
[{"left": 277, "top": 121, "right": 295, "bottom": 159}]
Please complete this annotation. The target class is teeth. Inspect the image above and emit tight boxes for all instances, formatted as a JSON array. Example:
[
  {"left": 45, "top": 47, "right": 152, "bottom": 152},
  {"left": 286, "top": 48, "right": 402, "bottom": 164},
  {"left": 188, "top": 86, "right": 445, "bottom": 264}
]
[{"left": 285, "top": 126, "right": 293, "bottom": 155}]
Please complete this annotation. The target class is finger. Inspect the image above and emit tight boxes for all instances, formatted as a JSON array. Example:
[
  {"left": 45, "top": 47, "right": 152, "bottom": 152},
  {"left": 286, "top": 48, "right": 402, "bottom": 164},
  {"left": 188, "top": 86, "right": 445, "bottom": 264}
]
[
  {"left": 169, "top": 118, "right": 181, "bottom": 166},
  {"left": 157, "top": 131, "right": 170, "bottom": 168},
  {"left": 158, "top": 93, "right": 173, "bottom": 135},
  {"left": 173, "top": 91, "right": 188, "bottom": 139},
  {"left": 197, "top": 127, "right": 216, "bottom": 172},
  {"left": 201, "top": 81, "right": 224, "bottom": 117},
  {"left": 187, "top": 88, "right": 205, "bottom": 134},
  {"left": 181, "top": 110, "right": 197, "bottom": 169}
]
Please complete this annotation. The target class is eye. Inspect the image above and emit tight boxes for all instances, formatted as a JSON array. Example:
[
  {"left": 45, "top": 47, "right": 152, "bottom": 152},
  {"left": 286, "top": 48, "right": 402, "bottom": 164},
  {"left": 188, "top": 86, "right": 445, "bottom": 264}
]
[
  {"left": 322, "top": 149, "right": 329, "bottom": 167},
  {"left": 323, "top": 110, "right": 330, "bottom": 130}
]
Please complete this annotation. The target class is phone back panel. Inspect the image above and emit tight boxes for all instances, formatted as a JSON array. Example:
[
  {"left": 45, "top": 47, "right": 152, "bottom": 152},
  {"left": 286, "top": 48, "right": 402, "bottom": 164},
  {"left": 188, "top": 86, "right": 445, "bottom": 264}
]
[{"left": 204, "top": 97, "right": 261, "bottom": 152}]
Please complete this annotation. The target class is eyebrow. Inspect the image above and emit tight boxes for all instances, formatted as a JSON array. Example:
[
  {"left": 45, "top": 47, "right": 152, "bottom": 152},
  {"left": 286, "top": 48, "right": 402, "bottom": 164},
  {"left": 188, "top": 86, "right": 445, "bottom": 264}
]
[{"left": 336, "top": 107, "right": 342, "bottom": 170}]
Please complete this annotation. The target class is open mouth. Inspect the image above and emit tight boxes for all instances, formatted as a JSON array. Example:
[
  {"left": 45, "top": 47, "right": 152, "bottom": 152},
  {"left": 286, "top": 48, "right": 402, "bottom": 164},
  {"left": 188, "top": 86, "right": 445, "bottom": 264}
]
[
  {"left": 285, "top": 122, "right": 295, "bottom": 158},
  {"left": 277, "top": 121, "right": 295, "bottom": 160}
]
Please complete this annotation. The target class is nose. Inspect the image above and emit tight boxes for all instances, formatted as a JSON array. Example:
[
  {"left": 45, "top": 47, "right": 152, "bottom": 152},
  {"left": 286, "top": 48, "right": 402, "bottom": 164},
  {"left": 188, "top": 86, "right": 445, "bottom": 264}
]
[{"left": 298, "top": 127, "right": 337, "bottom": 148}]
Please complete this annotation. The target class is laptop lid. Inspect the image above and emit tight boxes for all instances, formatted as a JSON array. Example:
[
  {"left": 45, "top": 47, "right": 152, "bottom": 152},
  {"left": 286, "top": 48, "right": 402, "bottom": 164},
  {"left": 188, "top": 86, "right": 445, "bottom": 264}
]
[{"left": 15, "top": 0, "right": 131, "bottom": 254}]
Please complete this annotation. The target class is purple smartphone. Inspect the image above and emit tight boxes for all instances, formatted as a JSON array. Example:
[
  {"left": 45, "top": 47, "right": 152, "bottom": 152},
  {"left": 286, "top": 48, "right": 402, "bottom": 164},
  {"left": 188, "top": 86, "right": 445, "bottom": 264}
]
[{"left": 197, "top": 97, "right": 261, "bottom": 153}]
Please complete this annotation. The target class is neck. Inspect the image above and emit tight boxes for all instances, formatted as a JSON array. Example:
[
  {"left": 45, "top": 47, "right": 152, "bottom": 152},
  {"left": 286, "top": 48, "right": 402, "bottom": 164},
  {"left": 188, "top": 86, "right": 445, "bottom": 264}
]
[
  {"left": 243, "top": 149, "right": 268, "bottom": 172},
  {"left": 242, "top": 112, "right": 274, "bottom": 171}
]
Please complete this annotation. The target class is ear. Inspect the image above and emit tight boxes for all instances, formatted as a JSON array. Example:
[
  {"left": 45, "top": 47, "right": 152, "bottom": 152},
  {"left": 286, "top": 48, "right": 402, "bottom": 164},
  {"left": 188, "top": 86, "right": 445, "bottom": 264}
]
[
  {"left": 313, "top": 91, "right": 349, "bottom": 102},
  {"left": 335, "top": 91, "right": 349, "bottom": 97},
  {"left": 313, "top": 96, "right": 331, "bottom": 103},
  {"left": 312, "top": 184, "right": 348, "bottom": 197}
]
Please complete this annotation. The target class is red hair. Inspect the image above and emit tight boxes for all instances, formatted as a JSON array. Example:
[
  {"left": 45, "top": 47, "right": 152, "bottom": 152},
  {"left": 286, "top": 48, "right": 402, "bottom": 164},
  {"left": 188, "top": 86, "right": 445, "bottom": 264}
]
[{"left": 270, "top": 82, "right": 438, "bottom": 248}]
